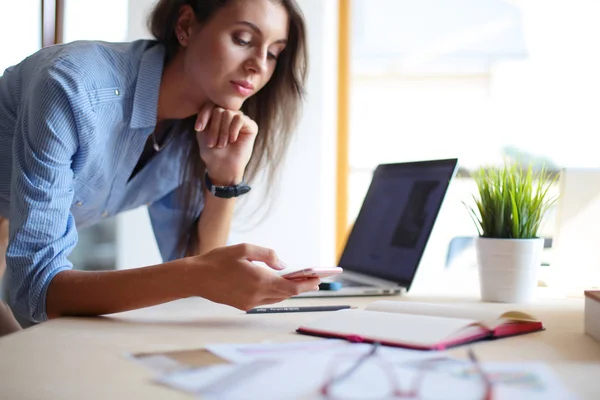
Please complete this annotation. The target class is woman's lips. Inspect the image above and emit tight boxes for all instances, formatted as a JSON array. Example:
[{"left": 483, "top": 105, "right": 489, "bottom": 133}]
[{"left": 230, "top": 81, "right": 254, "bottom": 96}]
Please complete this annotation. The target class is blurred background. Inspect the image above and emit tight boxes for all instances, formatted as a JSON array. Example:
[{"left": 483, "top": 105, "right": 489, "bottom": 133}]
[{"left": 1, "top": 0, "right": 599, "bottom": 292}]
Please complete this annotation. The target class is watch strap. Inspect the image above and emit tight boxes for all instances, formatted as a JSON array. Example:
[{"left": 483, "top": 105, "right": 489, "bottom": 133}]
[{"left": 204, "top": 172, "right": 251, "bottom": 198}]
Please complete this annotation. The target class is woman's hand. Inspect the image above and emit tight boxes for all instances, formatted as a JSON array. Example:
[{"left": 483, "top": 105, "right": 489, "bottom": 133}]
[
  {"left": 183, "top": 243, "right": 321, "bottom": 311},
  {"left": 195, "top": 102, "right": 258, "bottom": 185}
]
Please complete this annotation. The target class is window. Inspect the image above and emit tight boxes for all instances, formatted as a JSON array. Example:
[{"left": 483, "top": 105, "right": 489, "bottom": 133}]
[
  {"left": 346, "top": 0, "right": 600, "bottom": 281},
  {"left": 61, "top": 0, "right": 129, "bottom": 271},
  {"left": 62, "top": 0, "right": 128, "bottom": 43},
  {"left": 0, "top": 1, "right": 41, "bottom": 74}
]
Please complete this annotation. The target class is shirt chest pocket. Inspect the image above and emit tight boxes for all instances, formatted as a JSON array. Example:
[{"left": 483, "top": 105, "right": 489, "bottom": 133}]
[
  {"left": 70, "top": 177, "right": 108, "bottom": 221},
  {"left": 87, "top": 87, "right": 124, "bottom": 106}
]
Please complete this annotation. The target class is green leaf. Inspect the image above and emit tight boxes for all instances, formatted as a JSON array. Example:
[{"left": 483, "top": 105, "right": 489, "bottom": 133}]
[{"left": 463, "top": 160, "right": 558, "bottom": 239}]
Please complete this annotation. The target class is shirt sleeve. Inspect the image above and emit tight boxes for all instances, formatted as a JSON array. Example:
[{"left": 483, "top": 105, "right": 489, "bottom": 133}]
[
  {"left": 6, "top": 64, "right": 82, "bottom": 323},
  {"left": 147, "top": 185, "right": 204, "bottom": 262}
]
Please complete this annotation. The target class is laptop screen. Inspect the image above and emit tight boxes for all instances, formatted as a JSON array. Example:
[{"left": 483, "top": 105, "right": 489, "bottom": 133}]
[{"left": 338, "top": 158, "right": 458, "bottom": 290}]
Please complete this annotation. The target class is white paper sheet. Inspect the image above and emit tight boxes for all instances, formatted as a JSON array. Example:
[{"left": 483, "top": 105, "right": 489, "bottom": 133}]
[
  {"left": 154, "top": 360, "right": 275, "bottom": 398},
  {"left": 156, "top": 355, "right": 578, "bottom": 400},
  {"left": 157, "top": 342, "right": 450, "bottom": 399},
  {"left": 205, "top": 339, "right": 445, "bottom": 364},
  {"left": 205, "top": 339, "right": 354, "bottom": 363}
]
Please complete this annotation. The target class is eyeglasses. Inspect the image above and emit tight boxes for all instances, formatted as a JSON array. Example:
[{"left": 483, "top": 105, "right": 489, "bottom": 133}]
[{"left": 319, "top": 343, "right": 493, "bottom": 400}]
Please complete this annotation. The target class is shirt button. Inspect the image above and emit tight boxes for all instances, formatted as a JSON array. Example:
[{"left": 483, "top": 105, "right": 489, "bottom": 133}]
[
  {"left": 114, "top": 89, "right": 120, "bottom": 96},
  {"left": 101, "top": 211, "right": 109, "bottom": 218},
  {"left": 75, "top": 201, "right": 83, "bottom": 207}
]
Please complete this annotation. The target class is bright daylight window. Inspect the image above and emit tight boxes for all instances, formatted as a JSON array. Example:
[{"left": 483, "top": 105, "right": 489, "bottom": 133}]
[
  {"left": 0, "top": 1, "right": 41, "bottom": 75},
  {"left": 347, "top": 0, "right": 600, "bottom": 279},
  {"left": 61, "top": 0, "right": 130, "bottom": 272}
]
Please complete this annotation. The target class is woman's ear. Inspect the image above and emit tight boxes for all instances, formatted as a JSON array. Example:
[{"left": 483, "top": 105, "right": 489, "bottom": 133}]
[{"left": 175, "top": 5, "right": 196, "bottom": 46}]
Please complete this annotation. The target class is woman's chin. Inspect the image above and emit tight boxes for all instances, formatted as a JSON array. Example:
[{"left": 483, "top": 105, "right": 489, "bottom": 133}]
[{"left": 210, "top": 94, "right": 246, "bottom": 111}]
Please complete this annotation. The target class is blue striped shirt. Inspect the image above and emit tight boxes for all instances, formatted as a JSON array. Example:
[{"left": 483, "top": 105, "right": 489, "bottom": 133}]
[{"left": 0, "top": 40, "right": 202, "bottom": 323}]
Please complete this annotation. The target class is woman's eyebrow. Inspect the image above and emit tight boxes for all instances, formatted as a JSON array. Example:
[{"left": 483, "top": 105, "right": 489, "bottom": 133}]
[{"left": 235, "top": 20, "right": 288, "bottom": 44}]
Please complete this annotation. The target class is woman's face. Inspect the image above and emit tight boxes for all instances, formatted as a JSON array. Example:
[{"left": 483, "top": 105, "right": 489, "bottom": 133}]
[{"left": 178, "top": 0, "right": 289, "bottom": 111}]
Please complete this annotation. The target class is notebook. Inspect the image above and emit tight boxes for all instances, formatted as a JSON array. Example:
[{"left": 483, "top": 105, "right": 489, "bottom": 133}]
[{"left": 296, "top": 300, "right": 544, "bottom": 350}]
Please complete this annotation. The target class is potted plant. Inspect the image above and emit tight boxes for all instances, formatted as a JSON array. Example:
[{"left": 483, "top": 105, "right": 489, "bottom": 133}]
[{"left": 465, "top": 161, "right": 558, "bottom": 303}]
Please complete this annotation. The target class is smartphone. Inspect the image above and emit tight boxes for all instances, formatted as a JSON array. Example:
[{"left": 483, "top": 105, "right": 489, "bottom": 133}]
[{"left": 280, "top": 267, "right": 343, "bottom": 280}]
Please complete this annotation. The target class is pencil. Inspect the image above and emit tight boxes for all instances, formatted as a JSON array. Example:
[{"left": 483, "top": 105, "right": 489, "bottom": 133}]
[{"left": 246, "top": 305, "right": 354, "bottom": 314}]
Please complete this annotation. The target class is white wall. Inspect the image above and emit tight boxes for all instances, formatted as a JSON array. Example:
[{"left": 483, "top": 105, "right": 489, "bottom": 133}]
[{"left": 116, "top": 0, "right": 338, "bottom": 269}]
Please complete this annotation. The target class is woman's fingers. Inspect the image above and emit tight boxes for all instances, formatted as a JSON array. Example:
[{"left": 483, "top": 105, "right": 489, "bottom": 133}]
[
  {"left": 195, "top": 102, "right": 214, "bottom": 132},
  {"left": 218, "top": 110, "right": 235, "bottom": 148},
  {"left": 254, "top": 279, "right": 321, "bottom": 308},
  {"left": 240, "top": 116, "right": 258, "bottom": 137},
  {"left": 273, "top": 277, "right": 321, "bottom": 297},
  {"left": 229, "top": 113, "right": 245, "bottom": 143},
  {"left": 207, "top": 108, "right": 224, "bottom": 148},
  {"left": 230, "top": 243, "right": 286, "bottom": 270},
  {"left": 196, "top": 105, "right": 256, "bottom": 149}
]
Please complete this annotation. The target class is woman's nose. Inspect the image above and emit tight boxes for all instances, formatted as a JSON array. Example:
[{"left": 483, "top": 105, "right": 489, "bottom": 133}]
[{"left": 245, "top": 51, "right": 268, "bottom": 74}]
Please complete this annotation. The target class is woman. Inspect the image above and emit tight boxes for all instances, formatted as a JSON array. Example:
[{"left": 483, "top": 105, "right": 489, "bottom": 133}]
[{"left": 0, "top": 0, "right": 319, "bottom": 328}]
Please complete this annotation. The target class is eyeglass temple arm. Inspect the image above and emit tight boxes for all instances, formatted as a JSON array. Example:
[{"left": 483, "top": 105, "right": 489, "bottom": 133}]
[{"left": 467, "top": 348, "right": 493, "bottom": 400}]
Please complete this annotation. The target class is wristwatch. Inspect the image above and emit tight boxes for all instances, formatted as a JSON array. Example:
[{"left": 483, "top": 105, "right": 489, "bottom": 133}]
[{"left": 204, "top": 172, "right": 251, "bottom": 198}]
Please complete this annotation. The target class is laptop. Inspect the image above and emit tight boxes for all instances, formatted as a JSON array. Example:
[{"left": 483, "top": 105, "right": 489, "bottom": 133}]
[{"left": 296, "top": 158, "right": 459, "bottom": 298}]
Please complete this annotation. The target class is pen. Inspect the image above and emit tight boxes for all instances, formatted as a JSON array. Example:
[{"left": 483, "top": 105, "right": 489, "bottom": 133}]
[{"left": 246, "top": 305, "right": 354, "bottom": 314}]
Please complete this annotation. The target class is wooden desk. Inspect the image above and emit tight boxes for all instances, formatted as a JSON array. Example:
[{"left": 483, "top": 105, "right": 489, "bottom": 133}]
[{"left": 0, "top": 294, "right": 599, "bottom": 399}]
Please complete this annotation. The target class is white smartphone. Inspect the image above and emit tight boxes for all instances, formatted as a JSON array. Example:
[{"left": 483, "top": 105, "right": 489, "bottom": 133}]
[{"left": 280, "top": 267, "right": 343, "bottom": 280}]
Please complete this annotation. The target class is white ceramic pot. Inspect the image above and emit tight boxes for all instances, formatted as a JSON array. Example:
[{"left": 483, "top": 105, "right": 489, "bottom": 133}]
[{"left": 476, "top": 237, "right": 544, "bottom": 303}]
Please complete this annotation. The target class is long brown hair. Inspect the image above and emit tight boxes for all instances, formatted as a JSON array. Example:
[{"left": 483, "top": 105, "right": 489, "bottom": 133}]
[{"left": 148, "top": 0, "right": 308, "bottom": 257}]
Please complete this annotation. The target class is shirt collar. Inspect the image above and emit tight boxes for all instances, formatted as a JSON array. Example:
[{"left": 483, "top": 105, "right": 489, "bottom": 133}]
[{"left": 130, "top": 43, "right": 165, "bottom": 129}]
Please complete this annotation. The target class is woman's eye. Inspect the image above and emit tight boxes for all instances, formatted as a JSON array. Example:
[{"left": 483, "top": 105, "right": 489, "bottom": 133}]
[
  {"left": 267, "top": 52, "right": 278, "bottom": 61},
  {"left": 234, "top": 37, "right": 251, "bottom": 46}
]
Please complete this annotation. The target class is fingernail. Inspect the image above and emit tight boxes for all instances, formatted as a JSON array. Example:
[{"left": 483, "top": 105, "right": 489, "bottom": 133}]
[
  {"left": 313, "top": 286, "right": 320, "bottom": 291},
  {"left": 195, "top": 123, "right": 204, "bottom": 131},
  {"left": 273, "top": 260, "right": 286, "bottom": 270}
]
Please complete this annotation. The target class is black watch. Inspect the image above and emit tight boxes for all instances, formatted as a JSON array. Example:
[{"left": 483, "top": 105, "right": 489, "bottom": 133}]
[{"left": 204, "top": 172, "right": 251, "bottom": 198}]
